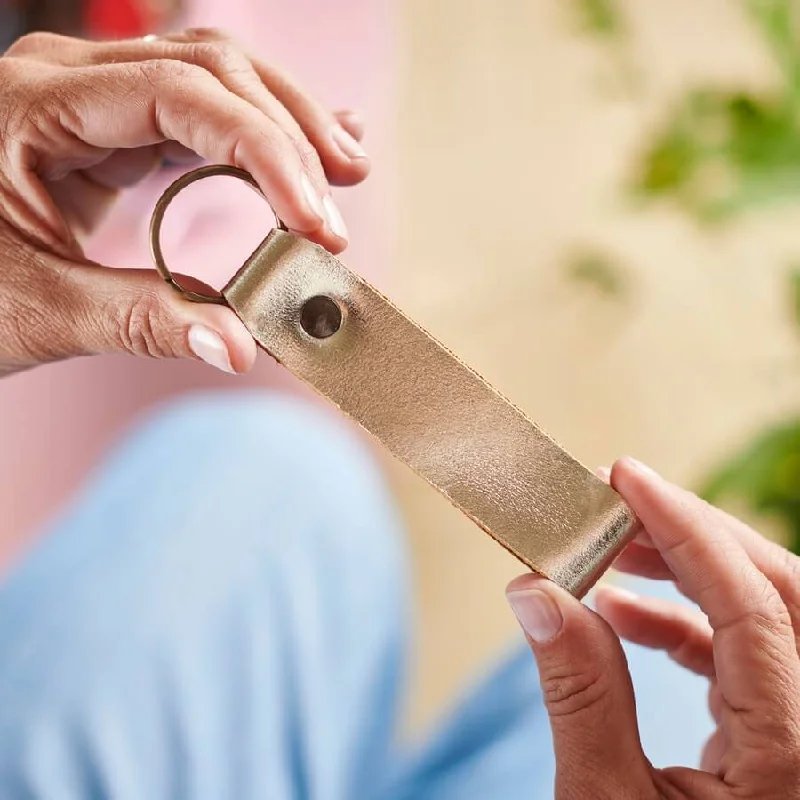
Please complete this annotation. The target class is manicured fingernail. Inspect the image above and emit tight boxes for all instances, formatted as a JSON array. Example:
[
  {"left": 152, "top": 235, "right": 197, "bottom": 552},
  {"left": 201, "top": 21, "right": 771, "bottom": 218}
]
[
  {"left": 188, "top": 325, "right": 234, "bottom": 374},
  {"left": 625, "top": 457, "right": 660, "bottom": 479},
  {"left": 332, "top": 124, "right": 368, "bottom": 160},
  {"left": 595, "top": 466, "right": 611, "bottom": 481},
  {"left": 323, "top": 195, "right": 348, "bottom": 241},
  {"left": 300, "top": 174, "right": 325, "bottom": 221},
  {"left": 506, "top": 588, "right": 563, "bottom": 643}
]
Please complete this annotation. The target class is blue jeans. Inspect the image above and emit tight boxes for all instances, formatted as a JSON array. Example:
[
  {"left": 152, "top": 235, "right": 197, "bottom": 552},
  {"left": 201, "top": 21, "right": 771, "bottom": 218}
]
[{"left": 0, "top": 394, "right": 713, "bottom": 798}]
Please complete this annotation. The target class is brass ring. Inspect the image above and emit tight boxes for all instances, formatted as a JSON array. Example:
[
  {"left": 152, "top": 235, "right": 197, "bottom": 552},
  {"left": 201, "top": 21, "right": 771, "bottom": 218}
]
[{"left": 149, "top": 164, "right": 288, "bottom": 304}]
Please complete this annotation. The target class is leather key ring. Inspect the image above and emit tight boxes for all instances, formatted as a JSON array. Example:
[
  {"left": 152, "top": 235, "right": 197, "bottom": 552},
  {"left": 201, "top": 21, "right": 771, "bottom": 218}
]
[{"left": 150, "top": 165, "right": 640, "bottom": 597}]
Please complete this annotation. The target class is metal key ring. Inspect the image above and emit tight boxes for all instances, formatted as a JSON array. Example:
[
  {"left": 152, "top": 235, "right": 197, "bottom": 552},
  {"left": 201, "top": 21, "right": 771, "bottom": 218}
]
[{"left": 149, "top": 164, "right": 288, "bottom": 304}]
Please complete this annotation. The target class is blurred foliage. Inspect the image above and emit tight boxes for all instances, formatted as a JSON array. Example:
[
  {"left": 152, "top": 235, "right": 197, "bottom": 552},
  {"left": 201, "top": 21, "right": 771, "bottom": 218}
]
[
  {"left": 631, "top": 0, "right": 800, "bottom": 222},
  {"left": 791, "top": 264, "right": 800, "bottom": 325},
  {"left": 701, "top": 265, "right": 800, "bottom": 554},
  {"left": 570, "top": 0, "right": 624, "bottom": 38},
  {"left": 563, "top": 248, "right": 629, "bottom": 300},
  {"left": 632, "top": 90, "right": 800, "bottom": 222},
  {"left": 701, "top": 419, "right": 800, "bottom": 553},
  {"left": 568, "top": 0, "right": 639, "bottom": 96},
  {"left": 568, "top": 0, "right": 800, "bottom": 552}
]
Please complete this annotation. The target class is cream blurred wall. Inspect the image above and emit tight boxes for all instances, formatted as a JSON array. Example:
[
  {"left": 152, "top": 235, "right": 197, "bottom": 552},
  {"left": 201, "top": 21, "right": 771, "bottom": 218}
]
[{"left": 394, "top": 0, "right": 800, "bottom": 732}]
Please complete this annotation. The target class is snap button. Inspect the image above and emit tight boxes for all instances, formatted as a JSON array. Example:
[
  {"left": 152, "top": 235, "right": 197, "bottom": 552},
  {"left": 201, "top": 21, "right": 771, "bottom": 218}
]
[{"left": 300, "top": 295, "right": 343, "bottom": 339}]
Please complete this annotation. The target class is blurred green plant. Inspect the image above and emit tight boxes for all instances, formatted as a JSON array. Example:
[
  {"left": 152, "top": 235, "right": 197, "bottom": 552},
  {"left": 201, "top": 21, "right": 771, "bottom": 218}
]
[
  {"left": 699, "top": 264, "right": 800, "bottom": 555},
  {"left": 570, "top": 0, "right": 624, "bottom": 38},
  {"left": 568, "top": 0, "right": 639, "bottom": 96},
  {"left": 567, "top": 0, "right": 800, "bottom": 552},
  {"left": 562, "top": 248, "right": 629, "bottom": 300},
  {"left": 631, "top": 0, "right": 800, "bottom": 222},
  {"left": 701, "top": 419, "right": 800, "bottom": 554},
  {"left": 632, "top": 90, "right": 800, "bottom": 222}
]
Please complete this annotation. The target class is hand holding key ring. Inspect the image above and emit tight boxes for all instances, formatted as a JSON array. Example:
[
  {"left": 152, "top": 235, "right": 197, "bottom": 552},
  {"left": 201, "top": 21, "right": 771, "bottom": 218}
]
[
  {"left": 149, "top": 165, "right": 289, "bottom": 305},
  {"left": 0, "top": 28, "right": 367, "bottom": 378}
]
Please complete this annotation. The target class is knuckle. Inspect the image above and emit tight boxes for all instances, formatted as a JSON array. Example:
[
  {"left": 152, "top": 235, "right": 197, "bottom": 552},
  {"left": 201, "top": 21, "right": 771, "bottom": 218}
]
[
  {"left": 6, "top": 31, "right": 62, "bottom": 57},
  {"left": 751, "top": 576, "right": 793, "bottom": 631},
  {"left": 0, "top": 59, "right": 27, "bottom": 113},
  {"left": 774, "top": 546, "right": 800, "bottom": 608},
  {"left": 183, "top": 26, "right": 232, "bottom": 43},
  {"left": 189, "top": 41, "right": 246, "bottom": 75},
  {"left": 295, "top": 137, "right": 323, "bottom": 174},
  {"left": 541, "top": 665, "right": 610, "bottom": 720},
  {"left": 113, "top": 292, "right": 175, "bottom": 359},
  {"left": 0, "top": 252, "right": 70, "bottom": 363},
  {"left": 142, "top": 58, "right": 206, "bottom": 88}
]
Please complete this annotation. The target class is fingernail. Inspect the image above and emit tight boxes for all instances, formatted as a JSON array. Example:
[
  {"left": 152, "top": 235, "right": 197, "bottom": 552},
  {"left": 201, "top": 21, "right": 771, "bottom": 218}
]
[
  {"left": 624, "top": 457, "right": 660, "bottom": 479},
  {"left": 188, "top": 325, "right": 234, "bottom": 374},
  {"left": 300, "top": 174, "right": 325, "bottom": 222},
  {"left": 332, "top": 124, "right": 368, "bottom": 160},
  {"left": 323, "top": 195, "right": 348, "bottom": 241},
  {"left": 506, "top": 588, "right": 563, "bottom": 643},
  {"left": 595, "top": 466, "right": 611, "bottom": 482}
]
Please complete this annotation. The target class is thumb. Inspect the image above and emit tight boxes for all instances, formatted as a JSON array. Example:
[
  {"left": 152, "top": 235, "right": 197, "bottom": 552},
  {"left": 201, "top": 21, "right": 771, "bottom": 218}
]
[
  {"left": 27, "top": 262, "right": 257, "bottom": 373},
  {"left": 506, "top": 574, "right": 653, "bottom": 796}
]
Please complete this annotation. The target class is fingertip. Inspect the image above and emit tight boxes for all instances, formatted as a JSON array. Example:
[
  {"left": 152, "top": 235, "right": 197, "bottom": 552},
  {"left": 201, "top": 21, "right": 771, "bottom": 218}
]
[
  {"left": 506, "top": 574, "right": 565, "bottom": 644},
  {"left": 333, "top": 108, "right": 366, "bottom": 141},
  {"left": 595, "top": 465, "right": 611, "bottom": 482},
  {"left": 324, "top": 140, "right": 371, "bottom": 187},
  {"left": 610, "top": 458, "right": 668, "bottom": 514},
  {"left": 506, "top": 572, "right": 550, "bottom": 595},
  {"left": 611, "top": 456, "right": 661, "bottom": 490},
  {"left": 226, "top": 326, "right": 258, "bottom": 374},
  {"left": 194, "top": 305, "right": 257, "bottom": 374},
  {"left": 325, "top": 115, "right": 370, "bottom": 186},
  {"left": 594, "top": 583, "right": 640, "bottom": 617},
  {"left": 331, "top": 123, "right": 369, "bottom": 161}
]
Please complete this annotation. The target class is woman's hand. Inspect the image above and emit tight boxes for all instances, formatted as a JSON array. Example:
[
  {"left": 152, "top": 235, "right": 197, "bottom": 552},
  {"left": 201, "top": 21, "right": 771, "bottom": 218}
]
[
  {"left": 506, "top": 458, "right": 800, "bottom": 798},
  {"left": 0, "top": 29, "right": 369, "bottom": 377}
]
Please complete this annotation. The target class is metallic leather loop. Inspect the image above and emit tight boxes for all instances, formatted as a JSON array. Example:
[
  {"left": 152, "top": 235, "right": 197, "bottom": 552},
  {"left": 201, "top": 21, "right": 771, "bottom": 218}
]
[
  {"left": 150, "top": 167, "right": 641, "bottom": 596},
  {"left": 221, "top": 230, "right": 641, "bottom": 597},
  {"left": 149, "top": 164, "right": 288, "bottom": 304}
]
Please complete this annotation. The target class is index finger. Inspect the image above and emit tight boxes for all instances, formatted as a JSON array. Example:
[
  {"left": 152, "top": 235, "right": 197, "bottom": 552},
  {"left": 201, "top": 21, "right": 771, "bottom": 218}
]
[
  {"left": 611, "top": 457, "right": 800, "bottom": 756},
  {"left": 38, "top": 59, "right": 343, "bottom": 252}
]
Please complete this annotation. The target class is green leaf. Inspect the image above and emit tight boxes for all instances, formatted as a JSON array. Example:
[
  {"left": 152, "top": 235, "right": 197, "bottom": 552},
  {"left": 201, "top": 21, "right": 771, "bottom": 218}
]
[
  {"left": 563, "top": 249, "right": 628, "bottom": 299},
  {"left": 790, "top": 266, "right": 800, "bottom": 328},
  {"left": 570, "top": 0, "right": 624, "bottom": 37},
  {"left": 702, "top": 419, "right": 800, "bottom": 554},
  {"left": 745, "top": 0, "right": 800, "bottom": 100},
  {"left": 630, "top": 88, "right": 800, "bottom": 222}
]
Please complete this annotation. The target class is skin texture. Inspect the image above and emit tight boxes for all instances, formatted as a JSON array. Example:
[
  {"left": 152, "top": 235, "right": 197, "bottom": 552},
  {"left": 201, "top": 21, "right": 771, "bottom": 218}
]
[
  {"left": 0, "top": 29, "right": 369, "bottom": 377},
  {"left": 507, "top": 457, "right": 800, "bottom": 799}
]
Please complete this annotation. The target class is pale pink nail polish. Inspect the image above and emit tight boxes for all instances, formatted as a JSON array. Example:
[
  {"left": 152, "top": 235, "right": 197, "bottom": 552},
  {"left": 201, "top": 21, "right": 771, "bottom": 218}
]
[
  {"left": 188, "top": 325, "right": 234, "bottom": 374},
  {"left": 300, "top": 174, "right": 325, "bottom": 222},
  {"left": 323, "top": 196, "right": 348, "bottom": 241},
  {"left": 506, "top": 589, "right": 563, "bottom": 642},
  {"left": 332, "top": 124, "right": 368, "bottom": 160}
]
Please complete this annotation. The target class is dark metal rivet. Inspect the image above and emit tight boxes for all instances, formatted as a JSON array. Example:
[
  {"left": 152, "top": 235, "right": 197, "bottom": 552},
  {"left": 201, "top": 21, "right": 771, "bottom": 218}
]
[{"left": 300, "top": 295, "right": 343, "bottom": 339}]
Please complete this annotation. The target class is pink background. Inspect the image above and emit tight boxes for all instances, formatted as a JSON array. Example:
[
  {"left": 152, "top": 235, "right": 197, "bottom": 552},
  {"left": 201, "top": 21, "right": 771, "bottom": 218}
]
[{"left": 0, "top": 0, "right": 396, "bottom": 568}]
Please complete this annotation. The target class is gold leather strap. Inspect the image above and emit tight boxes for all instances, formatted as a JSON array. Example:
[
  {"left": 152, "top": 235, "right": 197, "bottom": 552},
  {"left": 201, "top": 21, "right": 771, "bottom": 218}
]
[
  {"left": 223, "top": 230, "right": 638, "bottom": 596},
  {"left": 152, "top": 167, "right": 640, "bottom": 597}
]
